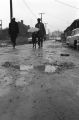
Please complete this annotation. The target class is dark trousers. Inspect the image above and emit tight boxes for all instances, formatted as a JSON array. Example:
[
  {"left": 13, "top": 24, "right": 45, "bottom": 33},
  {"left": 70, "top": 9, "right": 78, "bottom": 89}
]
[
  {"left": 32, "top": 39, "right": 37, "bottom": 48},
  {"left": 38, "top": 37, "right": 43, "bottom": 48},
  {"left": 11, "top": 35, "right": 17, "bottom": 48}
]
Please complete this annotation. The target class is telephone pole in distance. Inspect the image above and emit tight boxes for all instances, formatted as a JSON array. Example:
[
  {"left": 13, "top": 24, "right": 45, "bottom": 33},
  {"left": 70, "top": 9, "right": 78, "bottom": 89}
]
[
  {"left": 39, "top": 13, "right": 45, "bottom": 23},
  {"left": 44, "top": 23, "right": 48, "bottom": 34}
]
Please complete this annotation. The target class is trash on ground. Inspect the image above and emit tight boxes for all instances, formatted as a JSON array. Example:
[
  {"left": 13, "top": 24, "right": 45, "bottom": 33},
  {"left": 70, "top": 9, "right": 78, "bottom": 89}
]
[{"left": 60, "top": 53, "right": 70, "bottom": 56}]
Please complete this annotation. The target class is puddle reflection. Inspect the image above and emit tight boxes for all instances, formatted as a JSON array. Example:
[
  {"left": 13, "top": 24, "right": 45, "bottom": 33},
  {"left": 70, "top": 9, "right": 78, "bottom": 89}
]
[
  {"left": 20, "top": 65, "right": 33, "bottom": 71},
  {"left": 45, "top": 65, "right": 57, "bottom": 73},
  {"left": 20, "top": 64, "right": 57, "bottom": 73},
  {"left": 15, "top": 77, "right": 28, "bottom": 86},
  {"left": 34, "top": 64, "right": 57, "bottom": 73}
]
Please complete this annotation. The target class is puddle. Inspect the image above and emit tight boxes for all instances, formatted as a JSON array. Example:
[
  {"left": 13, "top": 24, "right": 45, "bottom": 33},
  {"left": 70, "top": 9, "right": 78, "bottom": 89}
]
[
  {"left": 47, "top": 43, "right": 62, "bottom": 49},
  {"left": 45, "top": 65, "right": 57, "bottom": 73},
  {"left": 2, "top": 61, "right": 20, "bottom": 70},
  {"left": 2, "top": 62, "right": 11, "bottom": 68},
  {"left": 15, "top": 77, "right": 28, "bottom": 86},
  {"left": 2, "top": 62, "right": 34, "bottom": 72},
  {"left": 58, "top": 62, "right": 75, "bottom": 69},
  {"left": 34, "top": 62, "right": 75, "bottom": 73},
  {"left": 55, "top": 62, "right": 75, "bottom": 73},
  {"left": 34, "top": 65, "right": 45, "bottom": 71},
  {"left": 0, "top": 43, "right": 7, "bottom": 47},
  {"left": 34, "top": 64, "right": 57, "bottom": 73},
  {"left": 20, "top": 65, "right": 33, "bottom": 71}
]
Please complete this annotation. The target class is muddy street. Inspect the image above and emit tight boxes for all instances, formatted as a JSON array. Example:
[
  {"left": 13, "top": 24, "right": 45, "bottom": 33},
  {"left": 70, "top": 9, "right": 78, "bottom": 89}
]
[{"left": 0, "top": 40, "right": 79, "bottom": 120}]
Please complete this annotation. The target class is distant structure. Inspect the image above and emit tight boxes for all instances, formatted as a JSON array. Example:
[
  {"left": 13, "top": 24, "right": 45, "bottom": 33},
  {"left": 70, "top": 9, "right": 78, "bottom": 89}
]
[
  {"left": 44, "top": 23, "right": 48, "bottom": 34},
  {"left": 64, "top": 19, "right": 79, "bottom": 37},
  {"left": 18, "top": 20, "right": 30, "bottom": 37},
  {"left": 0, "top": 20, "right": 2, "bottom": 30},
  {"left": 52, "top": 30, "right": 62, "bottom": 40},
  {"left": 0, "top": 20, "right": 30, "bottom": 40}
]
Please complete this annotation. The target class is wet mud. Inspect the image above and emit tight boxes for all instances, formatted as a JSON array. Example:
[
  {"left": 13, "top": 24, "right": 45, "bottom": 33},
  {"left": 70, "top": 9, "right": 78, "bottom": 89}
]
[{"left": 0, "top": 40, "right": 79, "bottom": 120}]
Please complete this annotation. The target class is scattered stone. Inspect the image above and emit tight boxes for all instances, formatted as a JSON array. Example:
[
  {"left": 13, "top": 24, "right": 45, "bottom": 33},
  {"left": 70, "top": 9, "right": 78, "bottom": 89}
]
[
  {"left": 34, "top": 65, "right": 45, "bottom": 71},
  {"left": 13, "top": 65, "right": 20, "bottom": 69}
]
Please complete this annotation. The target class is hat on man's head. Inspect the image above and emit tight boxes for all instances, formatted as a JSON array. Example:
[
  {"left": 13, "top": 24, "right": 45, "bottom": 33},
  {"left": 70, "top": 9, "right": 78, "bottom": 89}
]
[
  {"left": 13, "top": 18, "right": 15, "bottom": 20},
  {"left": 37, "top": 18, "right": 41, "bottom": 21},
  {"left": 11, "top": 18, "right": 15, "bottom": 21}
]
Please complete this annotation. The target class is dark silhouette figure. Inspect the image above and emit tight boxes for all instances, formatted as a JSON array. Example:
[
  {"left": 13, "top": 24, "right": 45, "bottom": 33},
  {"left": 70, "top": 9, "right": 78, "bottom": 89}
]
[
  {"left": 35, "top": 18, "right": 46, "bottom": 48},
  {"left": 32, "top": 32, "right": 37, "bottom": 48},
  {"left": 8, "top": 18, "right": 19, "bottom": 48}
]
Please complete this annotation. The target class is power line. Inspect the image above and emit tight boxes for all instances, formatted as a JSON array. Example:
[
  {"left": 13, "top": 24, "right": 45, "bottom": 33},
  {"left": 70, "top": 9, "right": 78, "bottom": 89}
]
[
  {"left": 22, "top": 0, "right": 37, "bottom": 18},
  {"left": 48, "top": 0, "right": 77, "bottom": 23},
  {"left": 54, "top": 0, "right": 79, "bottom": 10}
]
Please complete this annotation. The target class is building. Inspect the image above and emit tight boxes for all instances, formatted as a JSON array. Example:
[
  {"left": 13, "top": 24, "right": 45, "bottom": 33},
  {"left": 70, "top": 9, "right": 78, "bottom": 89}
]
[
  {"left": 64, "top": 19, "right": 79, "bottom": 38},
  {"left": 18, "top": 20, "right": 30, "bottom": 37}
]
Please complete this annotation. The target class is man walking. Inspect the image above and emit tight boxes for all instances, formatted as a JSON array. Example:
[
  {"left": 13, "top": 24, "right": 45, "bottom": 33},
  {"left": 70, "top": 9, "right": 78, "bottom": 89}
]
[
  {"left": 35, "top": 18, "right": 46, "bottom": 48},
  {"left": 8, "top": 18, "right": 19, "bottom": 48}
]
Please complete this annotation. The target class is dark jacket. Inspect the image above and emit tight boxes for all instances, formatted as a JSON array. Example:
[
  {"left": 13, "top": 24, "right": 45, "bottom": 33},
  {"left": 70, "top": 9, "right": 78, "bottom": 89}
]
[
  {"left": 9, "top": 21, "right": 19, "bottom": 37},
  {"left": 35, "top": 22, "right": 46, "bottom": 38}
]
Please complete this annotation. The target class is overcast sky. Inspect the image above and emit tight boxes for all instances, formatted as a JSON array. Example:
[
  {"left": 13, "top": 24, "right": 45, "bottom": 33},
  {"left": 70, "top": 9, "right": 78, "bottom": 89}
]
[{"left": 0, "top": 0, "right": 79, "bottom": 32}]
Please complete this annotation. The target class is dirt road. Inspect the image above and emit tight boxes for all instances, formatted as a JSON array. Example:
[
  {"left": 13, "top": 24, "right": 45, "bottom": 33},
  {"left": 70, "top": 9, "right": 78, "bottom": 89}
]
[{"left": 0, "top": 40, "right": 79, "bottom": 120}]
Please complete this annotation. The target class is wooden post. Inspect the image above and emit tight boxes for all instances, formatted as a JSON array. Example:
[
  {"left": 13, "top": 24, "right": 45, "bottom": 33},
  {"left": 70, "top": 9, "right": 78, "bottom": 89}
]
[{"left": 10, "top": 0, "right": 13, "bottom": 21}]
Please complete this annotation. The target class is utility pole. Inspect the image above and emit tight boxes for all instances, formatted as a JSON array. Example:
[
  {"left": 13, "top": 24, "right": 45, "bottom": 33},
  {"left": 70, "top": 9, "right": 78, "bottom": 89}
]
[
  {"left": 10, "top": 0, "right": 13, "bottom": 21},
  {"left": 44, "top": 23, "right": 48, "bottom": 34},
  {"left": 39, "top": 13, "right": 45, "bottom": 23}
]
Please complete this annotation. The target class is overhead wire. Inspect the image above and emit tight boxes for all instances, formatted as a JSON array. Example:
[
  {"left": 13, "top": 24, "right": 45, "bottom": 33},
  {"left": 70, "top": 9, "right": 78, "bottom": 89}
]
[
  {"left": 48, "top": 0, "right": 78, "bottom": 26},
  {"left": 54, "top": 0, "right": 79, "bottom": 10},
  {"left": 22, "top": 0, "right": 37, "bottom": 19},
  {"left": 48, "top": 0, "right": 79, "bottom": 31}
]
